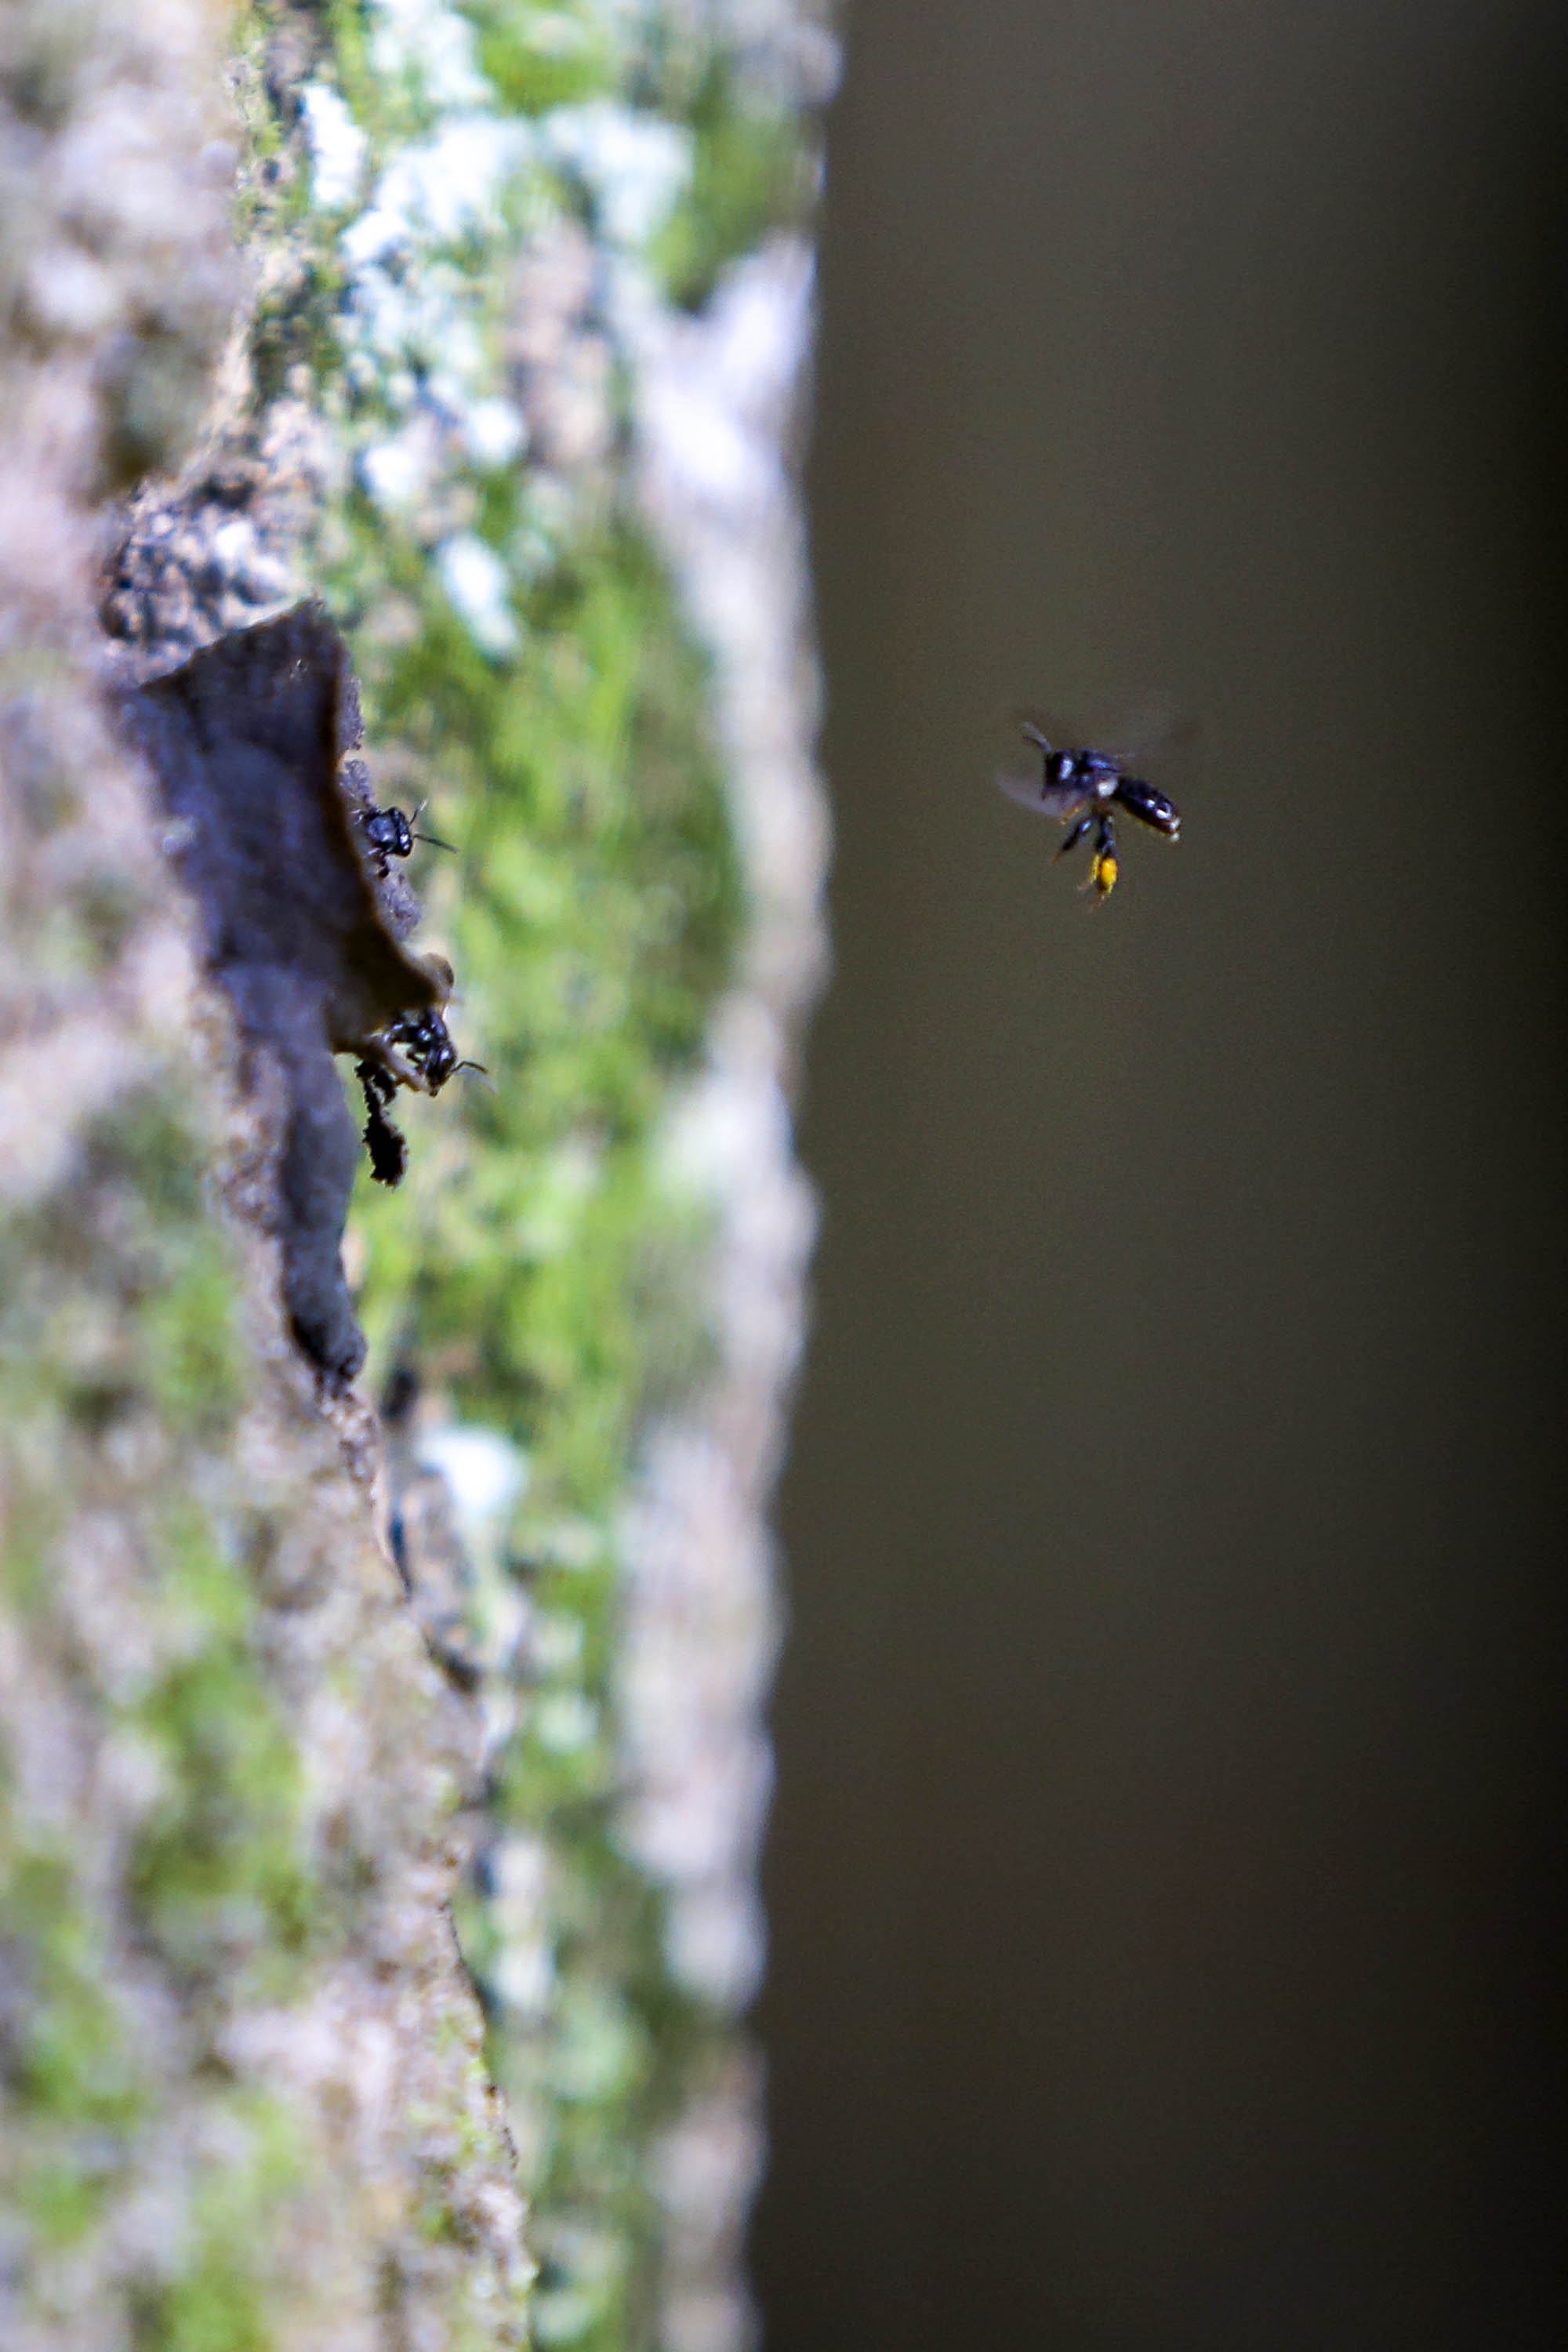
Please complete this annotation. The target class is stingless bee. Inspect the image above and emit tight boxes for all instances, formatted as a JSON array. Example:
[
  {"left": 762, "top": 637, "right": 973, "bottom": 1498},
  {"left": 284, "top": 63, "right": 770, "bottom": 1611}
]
[
  {"left": 360, "top": 800, "right": 454, "bottom": 877},
  {"left": 354, "top": 998, "right": 488, "bottom": 1188},
  {"left": 999, "top": 720, "right": 1181, "bottom": 900}
]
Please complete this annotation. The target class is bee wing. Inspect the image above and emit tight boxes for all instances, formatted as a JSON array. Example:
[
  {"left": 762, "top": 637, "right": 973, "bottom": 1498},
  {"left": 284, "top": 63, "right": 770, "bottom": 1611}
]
[
  {"left": 1102, "top": 700, "right": 1202, "bottom": 775},
  {"left": 1004, "top": 694, "right": 1200, "bottom": 771},
  {"left": 997, "top": 767, "right": 1093, "bottom": 822}
]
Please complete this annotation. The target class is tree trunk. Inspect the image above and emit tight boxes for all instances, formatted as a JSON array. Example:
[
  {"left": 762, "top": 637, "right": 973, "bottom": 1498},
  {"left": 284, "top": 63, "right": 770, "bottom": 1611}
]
[{"left": 1, "top": 4, "right": 830, "bottom": 2346}]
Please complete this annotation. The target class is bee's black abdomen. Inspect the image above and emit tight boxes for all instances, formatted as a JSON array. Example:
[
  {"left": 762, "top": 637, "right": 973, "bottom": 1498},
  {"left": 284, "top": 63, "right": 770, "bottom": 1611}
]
[{"left": 1112, "top": 778, "right": 1181, "bottom": 837}]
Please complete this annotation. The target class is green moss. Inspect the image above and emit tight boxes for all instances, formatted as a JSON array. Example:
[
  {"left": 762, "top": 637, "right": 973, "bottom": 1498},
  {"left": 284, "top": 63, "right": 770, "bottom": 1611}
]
[
  {"left": 0, "top": 1848, "right": 144, "bottom": 2248},
  {"left": 136, "top": 2259, "right": 271, "bottom": 2352},
  {"left": 323, "top": 477, "right": 747, "bottom": 2330},
  {"left": 20, "top": 2156, "right": 117, "bottom": 2247},
  {"left": 131, "top": 2099, "right": 302, "bottom": 2352},
  {"left": 142, "top": 1229, "right": 248, "bottom": 1435},
  {"left": 217, "top": 0, "right": 826, "bottom": 2331},
  {"left": 0, "top": 1854, "right": 143, "bottom": 2130},
  {"left": 323, "top": 0, "right": 376, "bottom": 121},
  {"left": 463, "top": 0, "right": 612, "bottom": 114},
  {"left": 158, "top": 1497, "right": 257, "bottom": 1639},
  {"left": 650, "top": 58, "right": 816, "bottom": 310},
  {"left": 129, "top": 1626, "right": 312, "bottom": 1979},
  {"left": 228, "top": 6, "right": 284, "bottom": 180},
  {"left": 0, "top": 1081, "right": 243, "bottom": 1485},
  {"left": 230, "top": 11, "right": 356, "bottom": 403},
  {"left": 92, "top": 1083, "right": 206, "bottom": 1210},
  {"left": 0, "top": 1458, "right": 61, "bottom": 1617},
  {"left": 341, "top": 514, "right": 742, "bottom": 1495}
]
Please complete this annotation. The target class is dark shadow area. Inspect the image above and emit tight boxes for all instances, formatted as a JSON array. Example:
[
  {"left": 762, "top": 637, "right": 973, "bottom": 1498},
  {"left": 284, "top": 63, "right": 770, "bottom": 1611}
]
[{"left": 759, "top": 1, "right": 1568, "bottom": 2343}]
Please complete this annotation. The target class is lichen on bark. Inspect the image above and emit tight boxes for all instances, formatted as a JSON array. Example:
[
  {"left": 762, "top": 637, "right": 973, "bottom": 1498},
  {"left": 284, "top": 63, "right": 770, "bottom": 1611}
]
[
  {"left": 3, "top": 5, "right": 525, "bottom": 2345},
  {"left": 5, "top": 0, "right": 832, "bottom": 2345}
]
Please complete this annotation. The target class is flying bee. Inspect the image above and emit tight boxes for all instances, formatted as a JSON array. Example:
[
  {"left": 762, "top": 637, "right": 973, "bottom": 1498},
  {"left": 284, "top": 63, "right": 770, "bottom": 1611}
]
[{"left": 999, "top": 720, "right": 1181, "bottom": 901}]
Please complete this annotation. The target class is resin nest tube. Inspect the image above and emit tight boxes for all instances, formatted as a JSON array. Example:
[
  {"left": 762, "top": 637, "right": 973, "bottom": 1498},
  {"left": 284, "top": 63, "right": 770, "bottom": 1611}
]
[{"left": 117, "top": 600, "right": 468, "bottom": 1382}]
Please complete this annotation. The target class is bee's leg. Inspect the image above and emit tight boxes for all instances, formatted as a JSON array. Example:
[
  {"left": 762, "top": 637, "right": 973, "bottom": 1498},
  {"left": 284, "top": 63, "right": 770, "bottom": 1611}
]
[
  {"left": 1054, "top": 813, "right": 1094, "bottom": 863},
  {"left": 1088, "top": 809, "right": 1119, "bottom": 898},
  {"left": 358, "top": 1036, "right": 430, "bottom": 1094}
]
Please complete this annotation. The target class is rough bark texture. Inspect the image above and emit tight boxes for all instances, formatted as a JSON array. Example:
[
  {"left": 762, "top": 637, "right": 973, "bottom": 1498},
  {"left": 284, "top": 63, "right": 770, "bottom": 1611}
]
[
  {"left": 2, "top": 9, "right": 527, "bottom": 2346},
  {"left": 2, "top": 4, "right": 830, "bottom": 2347}
]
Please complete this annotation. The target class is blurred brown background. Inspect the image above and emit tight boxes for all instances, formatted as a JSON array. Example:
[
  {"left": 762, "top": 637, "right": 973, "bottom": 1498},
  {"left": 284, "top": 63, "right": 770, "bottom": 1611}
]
[{"left": 757, "top": 0, "right": 1568, "bottom": 2343}]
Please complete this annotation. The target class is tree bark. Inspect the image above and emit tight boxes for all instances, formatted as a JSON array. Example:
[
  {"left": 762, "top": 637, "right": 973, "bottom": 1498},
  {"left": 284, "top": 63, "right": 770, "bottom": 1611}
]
[{"left": 2, "top": 4, "right": 829, "bottom": 2347}]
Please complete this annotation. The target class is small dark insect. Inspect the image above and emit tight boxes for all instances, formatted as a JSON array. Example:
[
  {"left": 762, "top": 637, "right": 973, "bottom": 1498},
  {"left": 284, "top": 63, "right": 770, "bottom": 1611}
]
[
  {"left": 999, "top": 721, "right": 1181, "bottom": 901},
  {"left": 353, "top": 1003, "right": 488, "bottom": 1192},
  {"left": 361, "top": 800, "right": 455, "bottom": 877},
  {"left": 378, "top": 1005, "right": 488, "bottom": 1096},
  {"left": 354, "top": 1005, "right": 487, "bottom": 1189}
]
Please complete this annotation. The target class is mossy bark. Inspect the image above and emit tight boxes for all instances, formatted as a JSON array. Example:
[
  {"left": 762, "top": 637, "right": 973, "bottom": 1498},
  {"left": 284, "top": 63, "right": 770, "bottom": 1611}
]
[{"left": 2, "top": 4, "right": 830, "bottom": 2347}]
